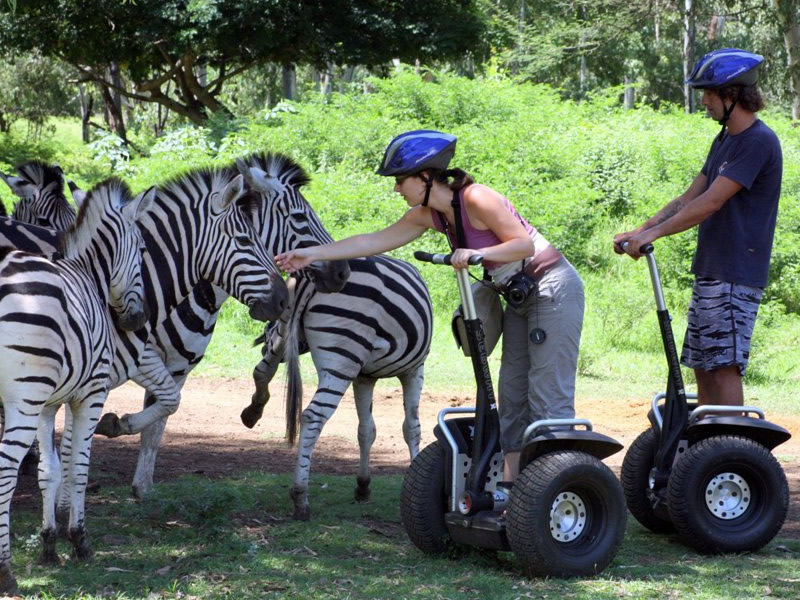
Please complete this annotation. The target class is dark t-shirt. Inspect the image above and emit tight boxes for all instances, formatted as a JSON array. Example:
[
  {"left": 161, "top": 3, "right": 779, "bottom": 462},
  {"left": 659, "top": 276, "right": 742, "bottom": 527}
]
[{"left": 692, "top": 119, "right": 782, "bottom": 288}]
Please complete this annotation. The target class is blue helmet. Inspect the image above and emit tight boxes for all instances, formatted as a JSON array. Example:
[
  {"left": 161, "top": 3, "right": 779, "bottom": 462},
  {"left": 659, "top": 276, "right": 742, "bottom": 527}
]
[
  {"left": 376, "top": 130, "right": 457, "bottom": 176},
  {"left": 686, "top": 48, "right": 763, "bottom": 89}
]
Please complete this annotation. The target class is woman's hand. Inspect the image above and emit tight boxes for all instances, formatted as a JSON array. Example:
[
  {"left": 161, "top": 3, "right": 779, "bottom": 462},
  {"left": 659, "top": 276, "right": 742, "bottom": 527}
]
[
  {"left": 275, "top": 248, "right": 316, "bottom": 273},
  {"left": 451, "top": 248, "right": 482, "bottom": 270}
]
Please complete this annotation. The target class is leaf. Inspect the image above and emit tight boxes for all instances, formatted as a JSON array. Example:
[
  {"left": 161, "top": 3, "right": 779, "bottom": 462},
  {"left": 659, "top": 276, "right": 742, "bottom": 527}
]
[{"left": 155, "top": 566, "right": 172, "bottom": 576}]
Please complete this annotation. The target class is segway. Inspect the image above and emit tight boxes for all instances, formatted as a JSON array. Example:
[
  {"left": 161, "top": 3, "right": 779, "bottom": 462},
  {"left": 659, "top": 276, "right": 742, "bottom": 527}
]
[
  {"left": 619, "top": 243, "right": 791, "bottom": 553},
  {"left": 400, "top": 251, "right": 627, "bottom": 577}
]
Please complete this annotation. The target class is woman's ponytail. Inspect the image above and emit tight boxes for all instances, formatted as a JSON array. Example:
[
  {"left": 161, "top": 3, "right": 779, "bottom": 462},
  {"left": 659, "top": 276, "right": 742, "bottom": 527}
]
[{"left": 434, "top": 168, "right": 475, "bottom": 191}]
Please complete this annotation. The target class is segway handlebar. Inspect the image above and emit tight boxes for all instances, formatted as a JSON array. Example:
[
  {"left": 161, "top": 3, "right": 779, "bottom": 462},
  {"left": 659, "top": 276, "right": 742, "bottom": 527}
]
[
  {"left": 621, "top": 242, "right": 666, "bottom": 312},
  {"left": 619, "top": 241, "right": 654, "bottom": 255},
  {"left": 413, "top": 251, "right": 484, "bottom": 266}
]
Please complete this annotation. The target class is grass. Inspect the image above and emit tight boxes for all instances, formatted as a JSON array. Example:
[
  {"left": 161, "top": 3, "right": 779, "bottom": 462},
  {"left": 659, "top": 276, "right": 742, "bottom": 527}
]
[{"left": 9, "top": 473, "right": 800, "bottom": 599}]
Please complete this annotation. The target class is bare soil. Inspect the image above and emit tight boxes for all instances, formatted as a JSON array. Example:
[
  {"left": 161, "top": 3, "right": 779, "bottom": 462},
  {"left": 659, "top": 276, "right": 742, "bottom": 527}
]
[{"left": 14, "top": 376, "right": 800, "bottom": 539}]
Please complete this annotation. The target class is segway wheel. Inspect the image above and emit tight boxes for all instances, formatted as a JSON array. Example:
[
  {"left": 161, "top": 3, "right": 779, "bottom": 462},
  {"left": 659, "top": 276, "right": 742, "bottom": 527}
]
[
  {"left": 667, "top": 435, "right": 789, "bottom": 554},
  {"left": 506, "top": 451, "right": 627, "bottom": 577},
  {"left": 620, "top": 428, "right": 675, "bottom": 533},
  {"left": 400, "top": 441, "right": 451, "bottom": 554}
]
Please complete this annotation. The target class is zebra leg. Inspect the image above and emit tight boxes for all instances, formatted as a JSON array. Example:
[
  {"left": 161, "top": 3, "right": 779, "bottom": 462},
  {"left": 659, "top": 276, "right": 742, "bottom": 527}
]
[
  {"left": 398, "top": 364, "right": 424, "bottom": 461},
  {"left": 65, "top": 393, "right": 105, "bottom": 562},
  {"left": 96, "top": 348, "right": 180, "bottom": 437},
  {"left": 291, "top": 375, "right": 351, "bottom": 521},
  {"left": 352, "top": 376, "right": 377, "bottom": 503},
  {"left": 56, "top": 405, "right": 74, "bottom": 537},
  {"left": 0, "top": 401, "right": 41, "bottom": 594},
  {"left": 131, "top": 371, "right": 187, "bottom": 499},
  {"left": 37, "top": 404, "right": 61, "bottom": 565},
  {"left": 243, "top": 329, "right": 284, "bottom": 428}
]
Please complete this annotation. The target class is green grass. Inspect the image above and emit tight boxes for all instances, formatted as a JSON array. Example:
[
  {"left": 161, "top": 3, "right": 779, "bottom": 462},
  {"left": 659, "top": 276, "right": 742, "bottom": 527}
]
[{"left": 9, "top": 473, "right": 799, "bottom": 599}]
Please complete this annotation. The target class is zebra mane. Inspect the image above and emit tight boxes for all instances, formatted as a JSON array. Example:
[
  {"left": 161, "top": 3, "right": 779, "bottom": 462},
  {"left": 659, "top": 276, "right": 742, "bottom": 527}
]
[
  {"left": 61, "top": 176, "right": 133, "bottom": 256},
  {"left": 14, "top": 160, "right": 65, "bottom": 191},
  {"left": 242, "top": 152, "right": 312, "bottom": 189}
]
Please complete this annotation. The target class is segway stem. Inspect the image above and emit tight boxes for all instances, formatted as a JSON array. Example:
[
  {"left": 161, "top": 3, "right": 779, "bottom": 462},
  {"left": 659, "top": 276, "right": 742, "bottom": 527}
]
[{"left": 639, "top": 245, "right": 688, "bottom": 480}]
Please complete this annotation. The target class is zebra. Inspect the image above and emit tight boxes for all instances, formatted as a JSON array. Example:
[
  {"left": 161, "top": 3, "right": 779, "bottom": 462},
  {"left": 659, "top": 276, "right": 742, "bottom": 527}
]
[
  {"left": 243, "top": 254, "right": 433, "bottom": 521},
  {"left": 115, "top": 152, "right": 351, "bottom": 498},
  {"left": 0, "top": 165, "right": 290, "bottom": 504},
  {"left": 0, "top": 161, "right": 76, "bottom": 230},
  {"left": 0, "top": 178, "right": 153, "bottom": 595},
  {"left": 0, "top": 161, "right": 79, "bottom": 473}
]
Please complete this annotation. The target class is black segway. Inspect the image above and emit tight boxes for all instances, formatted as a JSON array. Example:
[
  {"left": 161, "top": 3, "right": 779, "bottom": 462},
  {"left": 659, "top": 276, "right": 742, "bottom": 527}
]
[
  {"left": 619, "top": 243, "right": 791, "bottom": 553},
  {"left": 400, "top": 251, "right": 627, "bottom": 577}
]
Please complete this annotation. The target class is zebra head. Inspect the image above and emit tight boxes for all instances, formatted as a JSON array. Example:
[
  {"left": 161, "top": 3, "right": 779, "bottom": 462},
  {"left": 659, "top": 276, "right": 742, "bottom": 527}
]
[
  {"left": 235, "top": 153, "right": 350, "bottom": 293},
  {"left": 174, "top": 169, "right": 288, "bottom": 322},
  {"left": 62, "top": 178, "right": 154, "bottom": 332},
  {"left": 1, "top": 161, "right": 77, "bottom": 230}
]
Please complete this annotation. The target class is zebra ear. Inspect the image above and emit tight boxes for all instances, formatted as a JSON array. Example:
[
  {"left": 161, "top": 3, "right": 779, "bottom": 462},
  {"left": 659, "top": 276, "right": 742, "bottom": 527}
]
[
  {"left": 0, "top": 173, "right": 35, "bottom": 199},
  {"left": 214, "top": 174, "right": 245, "bottom": 212},
  {"left": 132, "top": 186, "right": 157, "bottom": 221},
  {"left": 245, "top": 166, "right": 281, "bottom": 195},
  {"left": 68, "top": 180, "right": 87, "bottom": 208}
]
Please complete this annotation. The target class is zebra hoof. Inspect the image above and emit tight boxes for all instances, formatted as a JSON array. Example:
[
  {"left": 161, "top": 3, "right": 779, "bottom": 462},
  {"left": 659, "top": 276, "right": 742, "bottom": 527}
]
[
  {"left": 95, "top": 413, "right": 123, "bottom": 438},
  {"left": 292, "top": 505, "right": 311, "bottom": 521},
  {"left": 0, "top": 562, "right": 19, "bottom": 596},
  {"left": 355, "top": 477, "right": 371, "bottom": 503},
  {"left": 241, "top": 404, "right": 265, "bottom": 429},
  {"left": 68, "top": 525, "right": 93, "bottom": 562},
  {"left": 38, "top": 529, "right": 60, "bottom": 566},
  {"left": 290, "top": 487, "right": 311, "bottom": 521}
]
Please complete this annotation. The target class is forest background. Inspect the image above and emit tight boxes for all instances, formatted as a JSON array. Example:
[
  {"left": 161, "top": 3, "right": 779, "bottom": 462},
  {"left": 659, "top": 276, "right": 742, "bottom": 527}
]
[{"left": 0, "top": 0, "right": 798, "bottom": 409}]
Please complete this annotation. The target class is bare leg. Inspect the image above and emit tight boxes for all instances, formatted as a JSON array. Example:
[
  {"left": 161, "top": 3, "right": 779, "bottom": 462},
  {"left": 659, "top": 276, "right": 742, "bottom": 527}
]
[
  {"left": 695, "top": 366, "right": 744, "bottom": 406},
  {"left": 503, "top": 452, "right": 521, "bottom": 481}
]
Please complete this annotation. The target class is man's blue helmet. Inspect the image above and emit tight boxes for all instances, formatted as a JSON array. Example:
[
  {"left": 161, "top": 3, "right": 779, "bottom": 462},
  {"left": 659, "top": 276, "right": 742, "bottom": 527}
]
[
  {"left": 686, "top": 48, "right": 763, "bottom": 89},
  {"left": 376, "top": 130, "right": 457, "bottom": 176}
]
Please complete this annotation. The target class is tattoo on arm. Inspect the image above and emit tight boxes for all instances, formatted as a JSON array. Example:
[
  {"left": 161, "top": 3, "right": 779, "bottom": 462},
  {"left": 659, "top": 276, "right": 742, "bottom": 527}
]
[{"left": 653, "top": 198, "right": 688, "bottom": 226}]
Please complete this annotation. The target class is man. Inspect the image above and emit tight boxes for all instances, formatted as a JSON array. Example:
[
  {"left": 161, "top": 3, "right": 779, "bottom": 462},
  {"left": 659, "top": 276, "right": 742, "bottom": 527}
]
[{"left": 613, "top": 48, "right": 782, "bottom": 407}]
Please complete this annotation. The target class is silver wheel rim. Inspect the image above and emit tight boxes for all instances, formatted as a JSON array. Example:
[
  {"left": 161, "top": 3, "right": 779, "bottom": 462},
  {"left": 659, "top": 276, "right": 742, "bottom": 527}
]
[
  {"left": 705, "top": 472, "right": 751, "bottom": 520},
  {"left": 550, "top": 490, "right": 587, "bottom": 542}
]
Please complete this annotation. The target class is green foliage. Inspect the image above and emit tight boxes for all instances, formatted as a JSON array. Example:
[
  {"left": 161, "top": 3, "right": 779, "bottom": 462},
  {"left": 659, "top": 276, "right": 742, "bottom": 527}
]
[
  {"left": 9, "top": 69, "right": 800, "bottom": 392},
  {"left": 87, "top": 130, "right": 131, "bottom": 174}
]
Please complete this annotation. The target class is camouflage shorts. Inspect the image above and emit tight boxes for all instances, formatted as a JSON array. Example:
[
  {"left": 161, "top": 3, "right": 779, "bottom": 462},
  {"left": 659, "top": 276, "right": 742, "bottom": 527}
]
[{"left": 680, "top": 277, "right": 763, "bottom": 375}]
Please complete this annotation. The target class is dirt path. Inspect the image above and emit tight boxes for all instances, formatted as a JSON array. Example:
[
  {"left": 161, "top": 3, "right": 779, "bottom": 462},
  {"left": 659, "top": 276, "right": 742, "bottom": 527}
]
[{"left": 15, "top": 376, "right": 800, "bottom": 539}]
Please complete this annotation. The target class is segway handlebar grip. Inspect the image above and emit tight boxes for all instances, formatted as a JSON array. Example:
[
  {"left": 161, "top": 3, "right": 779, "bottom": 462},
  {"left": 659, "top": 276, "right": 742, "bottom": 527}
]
[
  {"left": 620, "top": 242, "right": 654, "bottom": 255},
  {"left": 413, "top": 251, "right": 484, "bottom": 266}
]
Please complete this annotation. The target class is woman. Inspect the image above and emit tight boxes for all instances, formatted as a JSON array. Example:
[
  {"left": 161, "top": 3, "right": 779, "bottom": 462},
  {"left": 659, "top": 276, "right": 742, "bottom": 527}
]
[{"left": 276, "top": 130, "right": 585, "bottom": 482}]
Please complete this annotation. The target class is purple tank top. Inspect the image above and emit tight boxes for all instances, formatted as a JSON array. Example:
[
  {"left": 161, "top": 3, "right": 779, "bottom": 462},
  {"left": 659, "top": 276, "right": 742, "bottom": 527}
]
[{"left": 431, "top": 187, "right": 552, "bottom": 273}]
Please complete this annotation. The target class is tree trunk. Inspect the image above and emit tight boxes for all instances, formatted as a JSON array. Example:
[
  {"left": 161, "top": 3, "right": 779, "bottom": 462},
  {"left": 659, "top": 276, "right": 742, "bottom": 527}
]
[
  {"left": 624, "top": 74, "right": 635, "bottom": 109},
  {"left": 774, "top": 0, "right": 800, "bottom": 120},
  {"left": 78, "top": 85, "right": 93, "bottom": 143},
  {"left": 683, "top": 0, "right": 696, "bottom": 114},
  {"left": 282, "top": 63, "right": 297, "bottom": 100},
  {"left": 98, "top": 78, "right": 128, "bottom": 142}
]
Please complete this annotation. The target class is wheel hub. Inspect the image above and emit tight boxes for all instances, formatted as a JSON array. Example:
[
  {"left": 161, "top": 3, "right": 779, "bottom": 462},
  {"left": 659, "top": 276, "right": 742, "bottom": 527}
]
[
  {"left": 549, "top": 491, "right": 587, "bottom": 542},
  {"left": 705, "top": 472, "right": 751, "bottom": 520}
]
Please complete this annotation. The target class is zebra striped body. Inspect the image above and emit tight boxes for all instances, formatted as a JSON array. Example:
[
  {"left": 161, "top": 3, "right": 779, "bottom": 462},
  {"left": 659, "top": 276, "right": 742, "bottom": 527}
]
[
  {"left": 0, "top": 179, "right": 152, "bottom": 594},
  {"left": 120, "top": 153, "right": 350, "bottom": 497},
  {"left": 250, "top": 255, "right": 433, "bottom": 521},
  {"left": 0, "top": 167, "right": 289, "bottom": 502},
  {"left": 1, "top": 161, "right": 76, "bottom": 230}
]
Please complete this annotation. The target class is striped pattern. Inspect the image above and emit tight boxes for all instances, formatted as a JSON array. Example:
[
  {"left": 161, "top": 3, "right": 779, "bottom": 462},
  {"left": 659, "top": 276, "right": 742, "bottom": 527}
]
[
  {"left": 128, "top": 153, "right": 351, "bottom": 497},
  {"left": 0, "top": 166, "right": 290, "bottom": 503},
  {"left": 0, "top": 179, "right": 151, "bottom": 584},
  {"left": 252, "top": 254, "right": 433, "bottom": 521},
  {"left": 1, "top": 161, "right": 77, "bottom": 231}
]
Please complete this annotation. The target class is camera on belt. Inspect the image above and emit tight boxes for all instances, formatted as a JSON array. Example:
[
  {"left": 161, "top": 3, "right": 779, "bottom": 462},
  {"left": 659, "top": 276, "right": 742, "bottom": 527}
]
[{"left": 500, "top": 270, "right": 537, "bottom": 308}]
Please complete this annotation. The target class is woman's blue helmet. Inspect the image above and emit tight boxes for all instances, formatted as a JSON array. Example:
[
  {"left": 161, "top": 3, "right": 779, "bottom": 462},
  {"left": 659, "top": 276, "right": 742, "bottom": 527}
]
[
  {"left": 376, "top": 130, "right": 457, "bottom": 176},
  {"left": 686, "top": 48, "right": 763, "bottom": 89}
]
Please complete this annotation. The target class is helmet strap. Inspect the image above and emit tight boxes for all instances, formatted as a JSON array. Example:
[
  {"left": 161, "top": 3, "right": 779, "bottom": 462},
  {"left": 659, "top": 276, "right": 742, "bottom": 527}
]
[
  {"left": 716, "top": 92, "right": 738, "bottom": 141},
  {"left": 420, "top": 172, "right": 434, "bottom": 207}
]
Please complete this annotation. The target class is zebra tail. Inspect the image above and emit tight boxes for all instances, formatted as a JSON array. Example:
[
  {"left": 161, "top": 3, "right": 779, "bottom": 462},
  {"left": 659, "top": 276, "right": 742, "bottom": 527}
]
[
  {"left": 252, "top": 331, "right": 266, "bottom": 347},
  {"left": 284, "top": 311, "right": 303, "bottom": 446}
]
